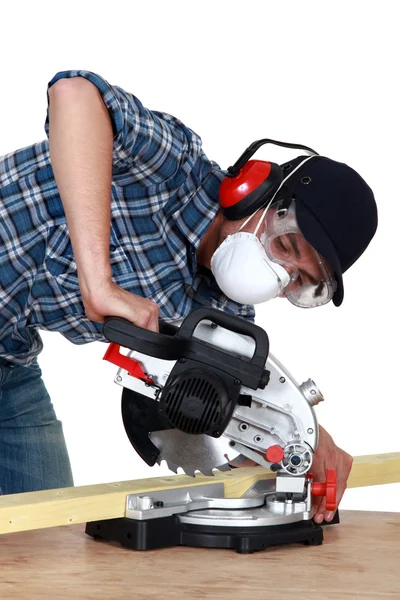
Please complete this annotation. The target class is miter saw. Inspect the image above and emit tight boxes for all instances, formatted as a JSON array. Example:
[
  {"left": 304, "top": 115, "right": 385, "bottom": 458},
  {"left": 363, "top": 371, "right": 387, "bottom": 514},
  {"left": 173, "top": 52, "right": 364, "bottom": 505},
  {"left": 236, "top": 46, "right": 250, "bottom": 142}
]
[{"left": 86, "top": 307, "right": 339, "bottom": 553}]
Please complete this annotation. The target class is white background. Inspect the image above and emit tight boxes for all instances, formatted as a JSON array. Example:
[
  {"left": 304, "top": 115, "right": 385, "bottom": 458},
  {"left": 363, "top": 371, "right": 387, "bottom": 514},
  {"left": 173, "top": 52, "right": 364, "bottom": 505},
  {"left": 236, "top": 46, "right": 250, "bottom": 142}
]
[{"left": 1, "top": 0, "right": 399, "bottom": 511}]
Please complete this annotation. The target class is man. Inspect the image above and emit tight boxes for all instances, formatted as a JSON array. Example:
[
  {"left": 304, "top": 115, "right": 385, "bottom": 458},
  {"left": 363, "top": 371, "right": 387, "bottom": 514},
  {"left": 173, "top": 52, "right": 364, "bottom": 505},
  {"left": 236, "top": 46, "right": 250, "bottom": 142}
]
[{"left": 0, "top": 71, "right": 377, "bottom": 524}]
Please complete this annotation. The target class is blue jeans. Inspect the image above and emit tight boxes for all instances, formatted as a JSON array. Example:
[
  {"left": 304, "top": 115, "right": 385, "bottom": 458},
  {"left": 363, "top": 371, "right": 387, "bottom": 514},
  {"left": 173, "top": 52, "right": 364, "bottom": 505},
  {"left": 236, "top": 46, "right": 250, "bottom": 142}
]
[{"left": 0, "top": 358, "right": 74, "bottom": 495}]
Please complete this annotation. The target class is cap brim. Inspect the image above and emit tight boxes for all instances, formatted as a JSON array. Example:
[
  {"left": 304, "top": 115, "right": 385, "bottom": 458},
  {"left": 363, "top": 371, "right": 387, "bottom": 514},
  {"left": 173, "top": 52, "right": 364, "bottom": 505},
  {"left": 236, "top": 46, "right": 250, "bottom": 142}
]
[{"left": 295, "top": 202, "right": 344, "bottom": 307}]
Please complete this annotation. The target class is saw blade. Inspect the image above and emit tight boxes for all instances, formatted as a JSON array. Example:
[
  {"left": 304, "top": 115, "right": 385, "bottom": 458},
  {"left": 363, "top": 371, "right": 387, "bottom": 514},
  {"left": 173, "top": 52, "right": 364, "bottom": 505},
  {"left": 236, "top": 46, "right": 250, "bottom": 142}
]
[{"left": 149, "top": 429, "right": 240, "bottom": 476}]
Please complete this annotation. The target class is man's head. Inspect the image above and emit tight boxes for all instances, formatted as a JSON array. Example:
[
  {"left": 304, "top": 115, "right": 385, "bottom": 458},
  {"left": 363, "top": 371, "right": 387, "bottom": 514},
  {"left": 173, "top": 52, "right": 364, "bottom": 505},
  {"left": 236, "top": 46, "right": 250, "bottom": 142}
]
[
  {"left": 275, "top": 155, "right": 378, "bottom": 306},
  {"left": 210, "top": 154, "right": 377, "bottom": 307}
]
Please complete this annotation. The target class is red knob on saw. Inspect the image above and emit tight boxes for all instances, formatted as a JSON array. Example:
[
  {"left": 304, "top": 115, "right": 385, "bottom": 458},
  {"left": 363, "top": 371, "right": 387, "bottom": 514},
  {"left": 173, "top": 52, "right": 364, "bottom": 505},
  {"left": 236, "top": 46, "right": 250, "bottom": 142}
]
[
  {"left": 310, "top": 468, "right": 337, "bottom": 511},
  {"left": 265, "top": 445, "right": 285, "bottom": 464}
]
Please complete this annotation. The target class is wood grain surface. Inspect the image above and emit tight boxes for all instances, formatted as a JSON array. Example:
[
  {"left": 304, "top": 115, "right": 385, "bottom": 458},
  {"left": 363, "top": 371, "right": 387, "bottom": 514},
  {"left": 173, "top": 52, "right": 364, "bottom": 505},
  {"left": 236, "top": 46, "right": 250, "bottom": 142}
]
[{"left": 0, "top": 510, "right": 399, "bottom": 600}]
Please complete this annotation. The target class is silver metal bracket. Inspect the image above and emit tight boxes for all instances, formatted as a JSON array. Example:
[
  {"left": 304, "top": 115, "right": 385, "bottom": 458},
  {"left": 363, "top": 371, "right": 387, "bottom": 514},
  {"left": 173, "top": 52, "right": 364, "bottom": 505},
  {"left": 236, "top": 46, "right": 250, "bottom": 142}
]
[{"left": 125, "top": 483, "right": 265, "bottom": 521}]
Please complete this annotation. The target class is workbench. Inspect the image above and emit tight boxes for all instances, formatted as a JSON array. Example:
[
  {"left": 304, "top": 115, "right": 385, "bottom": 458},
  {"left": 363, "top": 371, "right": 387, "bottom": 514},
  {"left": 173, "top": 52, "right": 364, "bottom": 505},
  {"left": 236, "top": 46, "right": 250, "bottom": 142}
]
[{"left": 0, "top": 510, "right": 399, "bottom": 600}]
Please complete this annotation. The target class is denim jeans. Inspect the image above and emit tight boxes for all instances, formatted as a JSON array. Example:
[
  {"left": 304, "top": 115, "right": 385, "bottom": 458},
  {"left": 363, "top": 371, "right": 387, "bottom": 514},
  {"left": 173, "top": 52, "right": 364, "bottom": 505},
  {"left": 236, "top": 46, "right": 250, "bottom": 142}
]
[{"left": 0, "top": 358, "right": 74, "bottom": 495}]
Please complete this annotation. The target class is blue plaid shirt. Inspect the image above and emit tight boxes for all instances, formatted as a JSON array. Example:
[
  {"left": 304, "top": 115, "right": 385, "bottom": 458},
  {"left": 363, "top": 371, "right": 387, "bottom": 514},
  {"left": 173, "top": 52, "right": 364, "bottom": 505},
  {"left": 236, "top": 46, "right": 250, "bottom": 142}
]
[{"left": 0, "top": 70, "right": 254, "bottom": 366}]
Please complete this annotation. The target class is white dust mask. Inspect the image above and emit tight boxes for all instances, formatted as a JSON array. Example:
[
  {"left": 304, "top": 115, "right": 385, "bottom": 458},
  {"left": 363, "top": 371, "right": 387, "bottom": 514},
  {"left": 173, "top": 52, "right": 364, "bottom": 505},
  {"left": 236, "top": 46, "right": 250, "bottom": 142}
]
[{"left": 210, "top": 231, "right": 290, "bottom": 304}]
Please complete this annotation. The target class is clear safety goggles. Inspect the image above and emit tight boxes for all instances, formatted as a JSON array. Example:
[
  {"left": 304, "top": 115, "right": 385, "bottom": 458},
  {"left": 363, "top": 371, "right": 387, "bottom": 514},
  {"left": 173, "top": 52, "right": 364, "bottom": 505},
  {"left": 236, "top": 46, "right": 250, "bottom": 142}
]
[{"left": 258, "top": 200, "right": 337, "bottom": 308}]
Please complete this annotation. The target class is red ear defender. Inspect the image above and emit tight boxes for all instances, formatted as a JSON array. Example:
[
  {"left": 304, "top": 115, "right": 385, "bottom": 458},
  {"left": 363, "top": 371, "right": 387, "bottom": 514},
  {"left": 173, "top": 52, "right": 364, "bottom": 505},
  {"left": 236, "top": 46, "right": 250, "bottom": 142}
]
[
  {"left": 219, "top": 139, "right": 319, "bottom": 221},
  {"left": 219, "top": 160, "right": 283, "bottom": 221}
]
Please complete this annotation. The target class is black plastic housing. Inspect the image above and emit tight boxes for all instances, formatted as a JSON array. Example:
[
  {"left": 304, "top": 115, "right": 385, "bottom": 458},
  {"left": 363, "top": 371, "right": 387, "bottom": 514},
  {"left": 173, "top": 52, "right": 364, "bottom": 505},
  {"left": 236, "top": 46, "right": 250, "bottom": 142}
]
[
  {"left": 85, "top": 514, "right": 341, "bottom": 554},
  {"left": 103, "top": 307, "right": 270, "bottom": 391}
]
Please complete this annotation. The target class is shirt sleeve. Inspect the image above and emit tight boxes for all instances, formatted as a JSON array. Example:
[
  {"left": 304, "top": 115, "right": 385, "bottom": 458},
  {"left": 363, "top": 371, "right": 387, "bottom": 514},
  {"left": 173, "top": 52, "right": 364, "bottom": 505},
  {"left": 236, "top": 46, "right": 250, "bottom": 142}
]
[{"left": 45, "top": 70, "right": 202, "bottom": 184}]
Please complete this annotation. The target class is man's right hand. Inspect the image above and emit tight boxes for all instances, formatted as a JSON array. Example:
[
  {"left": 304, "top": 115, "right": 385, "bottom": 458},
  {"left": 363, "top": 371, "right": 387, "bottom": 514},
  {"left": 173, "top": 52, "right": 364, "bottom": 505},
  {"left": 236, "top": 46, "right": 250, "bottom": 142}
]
[{"left": 81, "top": 280, "right": 160, "bottom": 332}]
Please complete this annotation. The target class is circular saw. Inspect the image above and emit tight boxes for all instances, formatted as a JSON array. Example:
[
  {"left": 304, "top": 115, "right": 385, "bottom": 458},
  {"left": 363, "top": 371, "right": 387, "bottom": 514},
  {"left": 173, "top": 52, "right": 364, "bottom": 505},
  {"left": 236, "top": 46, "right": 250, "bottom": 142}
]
[{"left": 97, "top": 307, "right": 338, "bottom": 553}]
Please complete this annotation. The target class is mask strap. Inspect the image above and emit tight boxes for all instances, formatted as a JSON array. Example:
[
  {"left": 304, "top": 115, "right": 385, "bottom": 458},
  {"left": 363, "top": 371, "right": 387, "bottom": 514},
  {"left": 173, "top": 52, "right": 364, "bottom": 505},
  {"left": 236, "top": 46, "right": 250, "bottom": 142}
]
[{"left": 237, "top": 155, "right": 317, "bottom": 235}]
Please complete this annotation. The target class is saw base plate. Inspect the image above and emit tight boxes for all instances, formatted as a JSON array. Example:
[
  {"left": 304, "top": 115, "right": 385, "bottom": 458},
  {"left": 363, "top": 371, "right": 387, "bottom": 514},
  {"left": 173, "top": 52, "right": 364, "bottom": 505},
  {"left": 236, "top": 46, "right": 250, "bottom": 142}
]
[{"left": 85, "top": 513, "right": 339, "bottom": 554}]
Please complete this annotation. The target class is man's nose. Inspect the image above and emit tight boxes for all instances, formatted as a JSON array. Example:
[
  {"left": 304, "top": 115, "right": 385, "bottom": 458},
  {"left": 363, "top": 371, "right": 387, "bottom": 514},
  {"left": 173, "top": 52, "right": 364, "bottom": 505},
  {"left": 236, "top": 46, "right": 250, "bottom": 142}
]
[{"left": 283, "top": 265, "right": 296, "bottom": 278}]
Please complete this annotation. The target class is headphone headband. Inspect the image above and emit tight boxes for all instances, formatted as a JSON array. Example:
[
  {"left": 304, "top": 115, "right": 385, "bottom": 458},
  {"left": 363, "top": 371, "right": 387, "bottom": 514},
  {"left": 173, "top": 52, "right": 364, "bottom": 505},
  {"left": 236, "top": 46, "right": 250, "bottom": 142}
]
[{"left": 227, "top": 138, "right": 319, "bottom": 178}]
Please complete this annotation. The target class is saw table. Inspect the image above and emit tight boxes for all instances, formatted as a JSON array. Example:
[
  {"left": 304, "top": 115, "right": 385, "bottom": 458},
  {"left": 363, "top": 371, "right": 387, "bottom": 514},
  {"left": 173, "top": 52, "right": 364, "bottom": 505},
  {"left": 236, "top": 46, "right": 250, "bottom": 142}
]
[{"left": 0, "top": 510, "right": 399, "bottom": 600}]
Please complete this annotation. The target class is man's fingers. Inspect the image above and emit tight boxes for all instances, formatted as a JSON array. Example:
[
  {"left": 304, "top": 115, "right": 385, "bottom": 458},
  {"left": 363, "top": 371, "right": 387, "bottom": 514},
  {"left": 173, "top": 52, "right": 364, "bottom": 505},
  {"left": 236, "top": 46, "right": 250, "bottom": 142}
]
[
  {"left": 313, "top": 499, "right": 326, "bottom": 523},
  {"left": 129, "top": 298, "right": 159, "bottom": 332},
  {"left": 336, "top": 479, "right": 348, "bottom": 507},
  {"left": 314, "top": 476, "right": 348, "bottom": 523},
  {"left": 140, "top": 299, "right": 159, "bottom": 332},
  {"left": 148, "top": 306, "right": 159, "bottom": 333}
]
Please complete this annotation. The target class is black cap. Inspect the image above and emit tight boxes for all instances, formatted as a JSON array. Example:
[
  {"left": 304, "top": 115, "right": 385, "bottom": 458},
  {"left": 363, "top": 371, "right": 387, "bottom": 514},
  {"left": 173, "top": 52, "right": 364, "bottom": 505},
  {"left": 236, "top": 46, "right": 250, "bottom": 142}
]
[{"left": 280, "top": 156, "right": 378, "bottom": 306}]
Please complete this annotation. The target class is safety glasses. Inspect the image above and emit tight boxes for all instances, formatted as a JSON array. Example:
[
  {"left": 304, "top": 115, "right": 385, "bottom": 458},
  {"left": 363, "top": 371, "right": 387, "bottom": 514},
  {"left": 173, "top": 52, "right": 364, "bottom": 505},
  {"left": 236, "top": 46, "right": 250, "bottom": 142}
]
[{"left": 260, "top": 201, "right": 337, "bottom": 308}]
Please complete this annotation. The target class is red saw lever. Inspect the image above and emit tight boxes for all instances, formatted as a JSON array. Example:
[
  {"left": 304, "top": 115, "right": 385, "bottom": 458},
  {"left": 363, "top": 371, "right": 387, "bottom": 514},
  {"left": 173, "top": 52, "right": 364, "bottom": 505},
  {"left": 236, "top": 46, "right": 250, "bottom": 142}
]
[
  {"left": 308, "top": 468, "right": 337, "bottom": 511},
  {"left": 103, "top": 343, "right": 154, "bottom": 384}
]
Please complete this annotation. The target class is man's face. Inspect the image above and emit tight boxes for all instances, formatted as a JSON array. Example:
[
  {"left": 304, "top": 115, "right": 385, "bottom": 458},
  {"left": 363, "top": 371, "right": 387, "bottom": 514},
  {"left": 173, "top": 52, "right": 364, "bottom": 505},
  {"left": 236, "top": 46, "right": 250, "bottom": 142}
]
[
  {"left": 255, "top": 203, "right": 337, "bottom": 307},
  {"left": 269, "top": 232, "right": 329, "bottom": 299}
]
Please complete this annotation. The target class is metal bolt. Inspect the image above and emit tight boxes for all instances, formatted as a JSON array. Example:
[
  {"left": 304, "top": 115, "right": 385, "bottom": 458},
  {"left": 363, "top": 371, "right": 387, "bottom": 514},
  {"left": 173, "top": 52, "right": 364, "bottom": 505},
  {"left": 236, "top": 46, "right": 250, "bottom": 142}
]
[
  {"left": 179, "top": 358, "right": 186, "bottom": 363},
  {"left": 234, "top": 379, "right": 240, "bottom": 385},
  {"left": 310, "top": 389, "right": 317, "bottom": 395},
  {"left": 284, "top": 403, "right": 292, "bottom": 412},
  {"left": 239, "top": 423, "right": 249, "bottom": 432},
  {"left": 307, "top": 428, "right": 314, "bottom": 434},
  {"left": 137, "top": 496, "right": 154, "bottom": 510},
  {"left": 254, "top": 435, "right": 263, "bottom": 443},
  {"left": 279, "top": 377, "right": 286, "bottom": 383},
  {"left": 211, "top": 322, "right": 218, "bottom": 329},
  {"left": 116, "top": 375, "right": 122, "bottom": 382}
]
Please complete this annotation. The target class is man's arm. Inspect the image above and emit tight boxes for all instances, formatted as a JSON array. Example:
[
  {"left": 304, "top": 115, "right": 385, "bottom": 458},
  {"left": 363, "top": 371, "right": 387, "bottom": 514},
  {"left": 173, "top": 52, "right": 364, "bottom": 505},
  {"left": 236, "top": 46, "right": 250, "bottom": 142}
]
[
  {"left": 48, "top": 77, "right": 159, "bottom": 331},
  {"left": 48, "top": 77, "right": 113, "bottom": 300}
]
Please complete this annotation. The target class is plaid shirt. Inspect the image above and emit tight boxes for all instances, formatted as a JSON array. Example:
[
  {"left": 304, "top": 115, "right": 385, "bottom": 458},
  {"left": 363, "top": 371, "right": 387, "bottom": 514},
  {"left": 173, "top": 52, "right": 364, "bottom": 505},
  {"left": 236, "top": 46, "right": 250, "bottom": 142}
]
[{"left": 0, "top": 70, "right": 254, "bottom": 366}]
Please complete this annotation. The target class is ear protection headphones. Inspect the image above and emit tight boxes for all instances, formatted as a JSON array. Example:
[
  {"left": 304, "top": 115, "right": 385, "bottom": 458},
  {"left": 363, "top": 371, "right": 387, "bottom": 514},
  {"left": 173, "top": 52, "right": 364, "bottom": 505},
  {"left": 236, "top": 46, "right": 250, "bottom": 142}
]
[{"left": 219, "top": 139, "right": 319, "bottom": 220}]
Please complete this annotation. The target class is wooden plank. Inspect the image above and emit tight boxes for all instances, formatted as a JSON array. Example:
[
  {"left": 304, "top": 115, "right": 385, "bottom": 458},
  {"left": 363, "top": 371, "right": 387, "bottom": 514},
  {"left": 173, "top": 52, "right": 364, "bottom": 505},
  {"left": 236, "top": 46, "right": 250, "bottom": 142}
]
[
  {"left": 347, "top": 452, "right": 400, "bottom": 488},
  {"left": 0, "top": 452, "right": 398, "bottom": 535},
  {"left": 0, "top": 467, "right": 266, "bottom": 535}
]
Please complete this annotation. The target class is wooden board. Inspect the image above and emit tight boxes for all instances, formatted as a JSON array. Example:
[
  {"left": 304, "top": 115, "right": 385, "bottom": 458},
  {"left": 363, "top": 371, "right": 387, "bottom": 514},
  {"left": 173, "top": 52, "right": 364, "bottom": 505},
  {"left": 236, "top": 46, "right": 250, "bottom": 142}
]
[
  {"left": 0, "top": 511, "right": 399, "bottom": 599},
  {"left": 0, "top": 452, "right": 398, "bottom": 535}
]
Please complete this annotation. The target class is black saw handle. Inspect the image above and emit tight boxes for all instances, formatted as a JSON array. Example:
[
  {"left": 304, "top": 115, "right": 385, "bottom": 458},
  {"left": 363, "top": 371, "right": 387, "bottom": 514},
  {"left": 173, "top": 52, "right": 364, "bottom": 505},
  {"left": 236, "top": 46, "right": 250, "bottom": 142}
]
[
  {"left": 103, "top": 317, "right": 186, "bottom": 360},
  {"left": 177, "top": 307, "right": 268, "bottom": 371},
  {"left": 103, "top": 307, "right": 270, "bottom": 389},
  {"left": 103, "top": 308, "right": 267, "bottom": 364}
]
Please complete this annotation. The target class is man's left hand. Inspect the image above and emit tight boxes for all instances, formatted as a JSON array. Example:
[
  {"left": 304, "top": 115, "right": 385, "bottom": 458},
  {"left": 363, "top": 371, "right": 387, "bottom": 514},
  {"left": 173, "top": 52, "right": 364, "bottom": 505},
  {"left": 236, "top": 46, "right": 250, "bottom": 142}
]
[
  {"left": 311, "top": 425, "right": 353, "bottom": 523},
  {"left": 228, "top": 425, "right": 353, "bottom": 524}
]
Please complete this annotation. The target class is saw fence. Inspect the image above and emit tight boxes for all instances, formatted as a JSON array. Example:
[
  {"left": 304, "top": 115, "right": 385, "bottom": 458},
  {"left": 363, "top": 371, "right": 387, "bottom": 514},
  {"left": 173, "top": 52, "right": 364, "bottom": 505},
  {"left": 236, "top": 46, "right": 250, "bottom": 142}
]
[{"left": 0, "top": 452, "right": 398, "bottom": 535}]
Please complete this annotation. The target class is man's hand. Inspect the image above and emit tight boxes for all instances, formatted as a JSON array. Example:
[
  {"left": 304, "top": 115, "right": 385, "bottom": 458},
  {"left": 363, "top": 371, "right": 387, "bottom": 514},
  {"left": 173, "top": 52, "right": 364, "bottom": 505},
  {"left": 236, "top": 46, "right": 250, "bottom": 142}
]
[
  {"left": 311, "top": 425, "right": 353, "bottom": 523},
  {"left": 229, "top": 425, "right": 353, "bottom": 524},
  {"left": 81, "top": 279, "right": 160, "bottom": 332}
]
